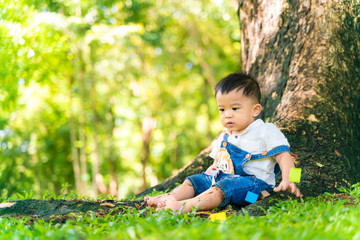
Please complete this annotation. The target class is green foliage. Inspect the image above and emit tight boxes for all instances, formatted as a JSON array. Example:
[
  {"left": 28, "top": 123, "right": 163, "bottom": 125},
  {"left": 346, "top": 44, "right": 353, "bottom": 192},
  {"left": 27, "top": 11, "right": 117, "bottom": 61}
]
[
  {"left": 0, "top": 0, "right": 240, "bottom": 199},
  {"left": 1, "top": 185, "right": 360, "bottom": 239}
]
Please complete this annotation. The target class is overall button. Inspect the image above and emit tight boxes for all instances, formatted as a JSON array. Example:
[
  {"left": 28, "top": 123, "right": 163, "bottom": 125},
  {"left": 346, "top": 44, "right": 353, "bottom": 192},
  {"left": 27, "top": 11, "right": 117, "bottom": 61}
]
[
  {"left": 262, "top": 151, "right": 268, "bottom": 156},
  {"left": 245, "top": 154, "right": 251, "bottom": 159},
  {"left": 222, "top": 142, "right": 227, "bottom": 147}
]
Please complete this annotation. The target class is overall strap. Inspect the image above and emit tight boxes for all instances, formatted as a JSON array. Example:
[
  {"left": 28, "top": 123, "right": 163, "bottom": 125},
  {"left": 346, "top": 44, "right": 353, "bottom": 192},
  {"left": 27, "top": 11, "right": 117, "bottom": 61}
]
[
  {"left": 223, "top": 133, "right": 229, "bottom": 141},
  {"left": 249, "top": 145, "right": 290, "bottom": 160},
  {"left": 250, "top": 145, "right": 290, "bottom": 178}
]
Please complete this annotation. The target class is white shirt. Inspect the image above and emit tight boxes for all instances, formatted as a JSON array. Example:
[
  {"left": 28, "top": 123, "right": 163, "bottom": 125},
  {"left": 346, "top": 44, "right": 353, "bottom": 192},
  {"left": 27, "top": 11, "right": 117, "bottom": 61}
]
[{"left": 209, "top": 119, "right": 290, "bottom": 187}]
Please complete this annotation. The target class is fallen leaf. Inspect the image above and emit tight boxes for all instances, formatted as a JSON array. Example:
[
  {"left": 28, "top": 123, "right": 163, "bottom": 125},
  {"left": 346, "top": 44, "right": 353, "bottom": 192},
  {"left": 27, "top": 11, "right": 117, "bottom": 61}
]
[
  {"left": 290, "top": 152, "right": 299, "bottom": 160},
  {"left": 0, "top": 202, "right": 15, "bottom": 208},
  {"left": 195, "top": 211, "right": 211, "bottom": 216},
  {"left": 334, "top": 150, "right": 342, "bottom": 157},
  {"left": 316, "top": 162, "right": 324, "bottom": 167},
  {"left": 100, "top": 203, "right": 115, "bottom": 208}
]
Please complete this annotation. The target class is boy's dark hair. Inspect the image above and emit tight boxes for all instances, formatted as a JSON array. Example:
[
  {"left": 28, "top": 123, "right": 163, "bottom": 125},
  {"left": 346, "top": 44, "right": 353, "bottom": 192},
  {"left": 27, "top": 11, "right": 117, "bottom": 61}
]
[{"left": 214, "top": 73, "right": 261, "bottom": 103}]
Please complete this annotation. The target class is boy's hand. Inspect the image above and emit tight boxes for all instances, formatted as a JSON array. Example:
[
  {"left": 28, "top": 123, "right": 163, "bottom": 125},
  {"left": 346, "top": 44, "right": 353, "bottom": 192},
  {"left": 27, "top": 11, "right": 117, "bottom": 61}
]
[
  {"left": 273, "top": 180, "right": 303, "bottom": 197},
  {"left": 205, "top": 163, "right": 217, "bottom": 174},
  {"left": 274, "top": 152, "right": 303, "bottom": 198}
]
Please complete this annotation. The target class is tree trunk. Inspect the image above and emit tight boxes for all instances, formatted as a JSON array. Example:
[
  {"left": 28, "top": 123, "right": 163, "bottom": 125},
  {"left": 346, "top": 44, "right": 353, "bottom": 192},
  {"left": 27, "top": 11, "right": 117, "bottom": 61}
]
[
  {"left": 89, "top": 60, "right": 101, "bottom": 197},
  {"left": 140, "top": 117, "right": 157, "bottom": 191},
  {"left": 69, "top": 76, "right": 82, "bottom": 194},
  {"left": 107, "top": 99, "right": 119, "bottom": 198},
  {"left": 78, "top": 48, "right": 89, "bottom": 195},
  {"left": 238, "top": 0, "right": 360, "bottom": 196}
]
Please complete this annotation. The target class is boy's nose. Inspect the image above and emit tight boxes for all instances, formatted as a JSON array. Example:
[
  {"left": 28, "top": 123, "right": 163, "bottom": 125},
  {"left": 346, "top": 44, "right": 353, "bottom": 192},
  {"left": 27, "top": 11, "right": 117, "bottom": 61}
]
[{"left": 225, "top": 110, "right": 233, "bottom": 117}]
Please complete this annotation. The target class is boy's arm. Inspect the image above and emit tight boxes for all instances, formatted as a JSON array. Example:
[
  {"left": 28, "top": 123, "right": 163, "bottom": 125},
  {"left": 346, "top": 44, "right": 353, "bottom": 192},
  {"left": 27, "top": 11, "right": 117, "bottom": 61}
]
[{"left": 273, "top": 152, "right": 303, "bottom": 197}]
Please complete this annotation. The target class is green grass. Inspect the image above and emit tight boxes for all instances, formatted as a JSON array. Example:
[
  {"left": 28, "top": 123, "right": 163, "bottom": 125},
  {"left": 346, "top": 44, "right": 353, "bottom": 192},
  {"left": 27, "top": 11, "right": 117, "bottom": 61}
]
[{"left": 1, "top": 184, "right": 359, "bottom": 240}]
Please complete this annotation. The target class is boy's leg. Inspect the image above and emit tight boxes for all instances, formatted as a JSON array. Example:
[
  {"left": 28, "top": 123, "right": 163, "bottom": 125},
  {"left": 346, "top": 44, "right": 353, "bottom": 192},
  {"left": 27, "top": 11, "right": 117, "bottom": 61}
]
[
  {"left": 214, "top": 174, "right": 271, "bottom": 207},
  {"left": 156, "top": 186, "right": 224, "bottom": 213},
  {"left": 144, "top": 179, "right": 195, "bottom": 206}
]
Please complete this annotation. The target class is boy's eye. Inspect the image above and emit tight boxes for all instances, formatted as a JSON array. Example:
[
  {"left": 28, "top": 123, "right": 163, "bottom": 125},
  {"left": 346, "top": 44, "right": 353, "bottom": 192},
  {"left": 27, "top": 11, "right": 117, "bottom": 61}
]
[
  {"left": 219, "top": 108, "right": 224, "bottom": 112},
  {"left": 232, "top": 107, "right": 239, "bottom": 111}
]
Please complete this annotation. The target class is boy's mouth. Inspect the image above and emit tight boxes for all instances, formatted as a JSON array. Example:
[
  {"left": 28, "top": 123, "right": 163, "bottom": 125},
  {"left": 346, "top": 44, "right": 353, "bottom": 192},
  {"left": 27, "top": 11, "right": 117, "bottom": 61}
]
[{"left": 226, "top": 122, "right": 234, "bottom": 127}]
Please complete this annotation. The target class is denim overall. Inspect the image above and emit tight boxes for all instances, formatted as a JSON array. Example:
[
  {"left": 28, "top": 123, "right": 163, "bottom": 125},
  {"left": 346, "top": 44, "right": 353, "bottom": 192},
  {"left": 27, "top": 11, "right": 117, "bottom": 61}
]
[
  {"left": 220, "top": 133, "right": 290, "bottom": 177},
  {"left": 186, "top": 133, "right": 290, "bottom": 207}
]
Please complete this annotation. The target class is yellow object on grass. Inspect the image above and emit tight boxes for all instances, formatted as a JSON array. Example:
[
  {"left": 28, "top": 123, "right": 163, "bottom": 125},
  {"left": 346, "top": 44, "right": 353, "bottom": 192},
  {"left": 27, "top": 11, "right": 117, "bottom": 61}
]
[{"left": 210, "top": 212, "right": 227, "bottom": 222}]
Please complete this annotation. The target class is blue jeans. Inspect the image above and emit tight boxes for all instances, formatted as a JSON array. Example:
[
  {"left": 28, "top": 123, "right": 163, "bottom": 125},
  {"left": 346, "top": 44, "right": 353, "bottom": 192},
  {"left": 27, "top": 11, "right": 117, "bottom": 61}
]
[{"left": 186, "top": 172, "right": 272, "bottom": 207}]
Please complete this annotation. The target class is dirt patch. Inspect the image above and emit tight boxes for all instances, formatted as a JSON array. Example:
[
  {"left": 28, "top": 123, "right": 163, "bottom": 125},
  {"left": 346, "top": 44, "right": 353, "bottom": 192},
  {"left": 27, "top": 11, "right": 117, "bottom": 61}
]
[
  {"left": 325, "top": 193, "right": 359, "bottom": 208},
  {"left": 0, "top": 199, "right": 145, "bottom": 224}
]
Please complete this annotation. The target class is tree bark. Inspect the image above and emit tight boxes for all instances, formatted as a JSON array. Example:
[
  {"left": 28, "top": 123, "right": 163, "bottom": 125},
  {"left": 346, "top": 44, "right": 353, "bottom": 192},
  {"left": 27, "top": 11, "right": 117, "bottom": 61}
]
[{"left": 238, "top": 0, "right": 360, "bottom": 196}]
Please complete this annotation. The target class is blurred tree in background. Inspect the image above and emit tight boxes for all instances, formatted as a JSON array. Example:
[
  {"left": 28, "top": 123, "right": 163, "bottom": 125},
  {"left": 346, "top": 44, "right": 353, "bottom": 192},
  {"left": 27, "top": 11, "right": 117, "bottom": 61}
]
[{"left": 0, "top": 0, "right": 240, "bottom": 199}]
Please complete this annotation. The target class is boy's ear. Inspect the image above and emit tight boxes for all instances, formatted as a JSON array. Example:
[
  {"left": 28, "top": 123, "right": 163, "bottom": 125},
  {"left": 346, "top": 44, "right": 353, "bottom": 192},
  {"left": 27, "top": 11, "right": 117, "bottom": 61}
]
[{"left": 252, "top": 104, "right": 262, "bottom": 117}]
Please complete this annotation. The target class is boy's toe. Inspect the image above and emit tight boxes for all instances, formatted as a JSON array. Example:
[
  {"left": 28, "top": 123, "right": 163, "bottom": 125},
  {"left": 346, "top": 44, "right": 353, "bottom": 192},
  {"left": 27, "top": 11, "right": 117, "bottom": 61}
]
[
  {"left": 156, "top": 201, "right": 165, "bottom": 209},
  {"left": 144, "top": 196, "right": 155, "bottom": 206},
  {"left": 155, "top": 204, "right": 164, "bottom": 212}
]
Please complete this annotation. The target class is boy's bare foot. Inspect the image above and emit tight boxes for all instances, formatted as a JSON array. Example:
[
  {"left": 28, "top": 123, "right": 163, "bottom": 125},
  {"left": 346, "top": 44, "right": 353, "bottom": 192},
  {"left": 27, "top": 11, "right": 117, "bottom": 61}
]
[
  {"left": 156, "top": 200, "right": 187, "bottom": 214},
  {"left": 144, "top": 193, "right": 176, "bottom": 207}
]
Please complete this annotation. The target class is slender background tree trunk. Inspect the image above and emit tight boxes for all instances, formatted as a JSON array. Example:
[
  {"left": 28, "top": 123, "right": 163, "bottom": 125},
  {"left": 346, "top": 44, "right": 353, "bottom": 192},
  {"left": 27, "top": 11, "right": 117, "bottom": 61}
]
[
  {"left": 90, "top": 72, "right": 100, "bottom": 196},
  {"left": 69, "top": 76, "right": 82, "bottom": 194},
  {"left": 108, "top": 101, "right": 119, "bottom": 198},
  {"left": 78, "top": 49, "right": 89, "bottom": 195},
  {"left": 140, "top": 117, "right": 156, "bottom": 191}
]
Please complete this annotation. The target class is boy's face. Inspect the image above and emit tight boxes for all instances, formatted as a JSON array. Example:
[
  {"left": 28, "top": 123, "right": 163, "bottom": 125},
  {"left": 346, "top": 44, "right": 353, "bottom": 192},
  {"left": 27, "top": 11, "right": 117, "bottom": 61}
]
[{"left": 216, "top": 89, "right": 261, "bottom": 134}]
